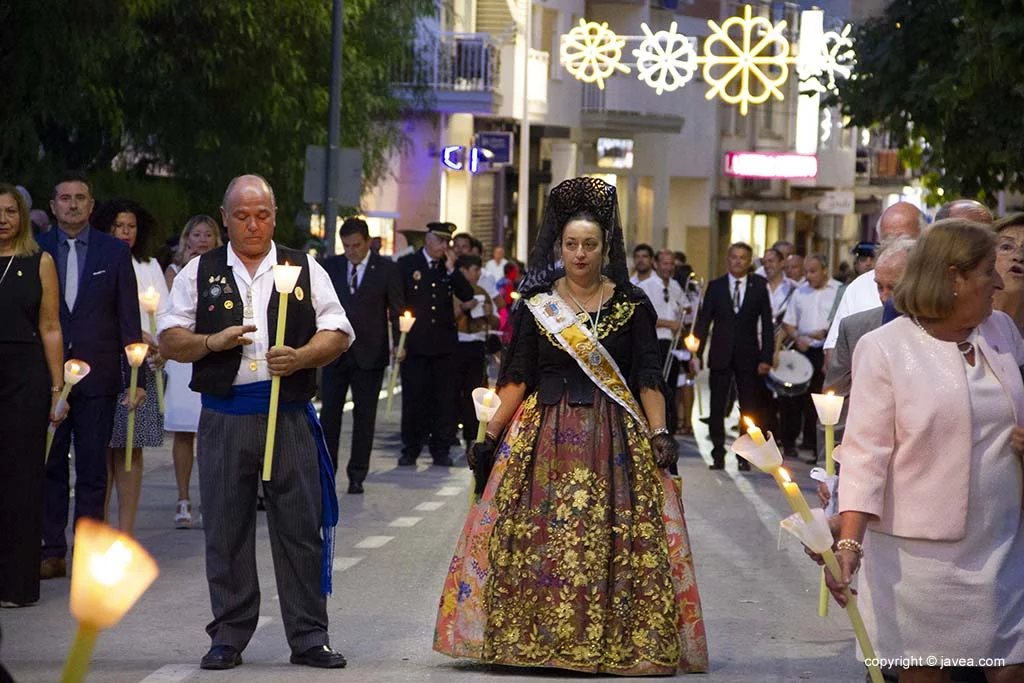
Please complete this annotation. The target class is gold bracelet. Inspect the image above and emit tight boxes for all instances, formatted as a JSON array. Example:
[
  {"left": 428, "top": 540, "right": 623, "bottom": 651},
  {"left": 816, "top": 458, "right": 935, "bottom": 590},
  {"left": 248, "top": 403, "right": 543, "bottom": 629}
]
[
  {"left": 51, "top": 385, "right": 64, "bottom": 393},
  {"left": 836, "top": 538, "right": 864, "bottom": 557}
]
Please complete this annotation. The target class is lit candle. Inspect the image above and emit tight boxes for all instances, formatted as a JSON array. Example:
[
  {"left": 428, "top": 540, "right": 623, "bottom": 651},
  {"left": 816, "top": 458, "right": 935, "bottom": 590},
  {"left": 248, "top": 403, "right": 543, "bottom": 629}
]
[
  {"left": 263, "top": 263, "right": 302, "bottom": 481},
  {"left": 683, "top": 333, "right": 699, "bottom": 353},
  {"left": 138, "top": 286, "right": 165, "bottom": 412},
  {"left": 475, "top": 389, "right": 495, "bottom": 443},
  {"left": 62, "top": 518, "right": 158, "bottom": 683},
  {"left": 123, "top": 344, "right": 149, "bottom": 472},
  {"left": 46, "top": 360, "right": 92, "bottom": 462},
  {"left": 684, "top": 335, "right": 703, "bottom": 415},
  {"left": 385, "top": 311, "right": 417, "bottom": 417},
  {"left": 731, "top": 423, "right": 883, "bottom": 683}
]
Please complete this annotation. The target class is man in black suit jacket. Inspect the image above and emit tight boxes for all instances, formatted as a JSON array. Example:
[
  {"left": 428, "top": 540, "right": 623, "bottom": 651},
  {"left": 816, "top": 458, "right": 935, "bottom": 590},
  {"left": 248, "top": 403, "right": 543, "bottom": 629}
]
[
  {"left": 321, "top": 218, "right": 404, "bottom": 493},
  {"left": 396, "top": 222, "right": 474, "bottom": 466},
  {"left": 691, "top": 242, "right": 773, "bottom": 470},
  {"left": 36, "top": 172, "right": 145, "bottom": 578}
]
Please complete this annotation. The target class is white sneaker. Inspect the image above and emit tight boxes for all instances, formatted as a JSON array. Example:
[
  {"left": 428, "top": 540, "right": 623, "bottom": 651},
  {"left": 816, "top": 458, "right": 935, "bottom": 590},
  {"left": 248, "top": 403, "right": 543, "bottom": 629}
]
[{"left": 175, "top": 500, "right": 192, "bottom": 529}]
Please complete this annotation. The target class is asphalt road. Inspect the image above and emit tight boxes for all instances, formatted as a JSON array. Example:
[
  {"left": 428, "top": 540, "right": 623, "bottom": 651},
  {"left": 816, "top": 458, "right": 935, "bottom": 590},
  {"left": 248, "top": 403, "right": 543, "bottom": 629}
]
[{"left": 1, "top": 385, "right": 867, "bottom": 682}]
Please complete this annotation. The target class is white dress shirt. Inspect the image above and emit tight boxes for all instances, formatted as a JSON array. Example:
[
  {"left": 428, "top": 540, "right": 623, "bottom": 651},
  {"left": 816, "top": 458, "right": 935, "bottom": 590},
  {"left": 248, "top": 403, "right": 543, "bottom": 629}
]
[
  {"left": 348, "top": 257, "right": 367, "bottom": 292},
  {"left": 823, "top": 269, "right": 879, "bottom": 350},
  {"left": 159, "top": 243, "right": 355, "bottom": 385},
  {"left": 638, "top": 276, "right": 686, "bottom": 341},
  {"left": 783, "top": 279, "right": 842, "bottom": 348},
  {"left": 766, "top": 276, "right": 797, "bottom": 319},
  {"left": 484, "top": 257, "right": 507, "bottom": 282},
  {"left": 727, "top": 273, "right": 747, "bottom": 311}
]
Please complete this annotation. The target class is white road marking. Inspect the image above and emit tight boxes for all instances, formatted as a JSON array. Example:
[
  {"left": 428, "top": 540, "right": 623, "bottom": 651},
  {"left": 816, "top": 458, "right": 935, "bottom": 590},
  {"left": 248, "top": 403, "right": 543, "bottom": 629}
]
[
  {"left": 436, "top": 486, "right": 463, "bottom": 497},
  {"left": 354, "top": 535, "right": 394, "bottom": 549},
  {"left": 388, "top": 516, "right": 422, "bottom": 527},
  {"left": 332, "top": 556, "right": 363, "bottom": 571},
  {"left": 137, "top": 664, "right": 196, "bottom": 683},
  {"left": 414, "top": 501, "right": 445, "bottom": 511},
  {"left": 255, "top": 615, "right": 273, "bottom": 632}
]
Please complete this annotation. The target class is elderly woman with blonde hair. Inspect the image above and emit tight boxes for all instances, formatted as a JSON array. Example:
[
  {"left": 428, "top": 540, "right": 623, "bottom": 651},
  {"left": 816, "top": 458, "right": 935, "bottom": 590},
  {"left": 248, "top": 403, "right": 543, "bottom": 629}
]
[{"left": 829, "top": 219, "right": 1024, "bottom": 683}]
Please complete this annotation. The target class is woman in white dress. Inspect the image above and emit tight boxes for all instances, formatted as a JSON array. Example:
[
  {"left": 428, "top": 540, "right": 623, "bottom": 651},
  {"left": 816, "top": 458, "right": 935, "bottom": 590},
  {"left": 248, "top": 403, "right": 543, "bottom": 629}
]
[
  {"left": 164, "top": 215, "right": 220, "bottom": 528},
  {"left": 94, "top": 199, "right": 168, "bottom": 536},
  {"left": 832, "top": 220, "right": 1024, "bottom": 683}
]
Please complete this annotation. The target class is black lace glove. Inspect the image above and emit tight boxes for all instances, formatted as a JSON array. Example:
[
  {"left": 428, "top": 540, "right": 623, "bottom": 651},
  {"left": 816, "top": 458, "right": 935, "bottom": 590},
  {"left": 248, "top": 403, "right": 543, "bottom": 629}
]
[
  {"left": 469, "top": 434, "right": 498, "bottom": 496},
  {"left": 650, "top": 433, "right": 679, "bottom": 469}
]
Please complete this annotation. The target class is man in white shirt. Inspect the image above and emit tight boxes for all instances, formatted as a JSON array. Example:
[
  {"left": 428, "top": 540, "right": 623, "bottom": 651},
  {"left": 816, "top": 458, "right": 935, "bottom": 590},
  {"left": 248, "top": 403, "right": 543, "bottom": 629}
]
[
  {"left": 630, "top": 243, "right": 655, "bottom": 284},
  {"left": 762, "top": 247, "right": 796, "bottom": 324},
  {"left": 160, "top": 175, "right": 354, "bottom": 671},
  {"left": 754, "top": 239, "right": 794, "bottom": 278},
  {"left": 483, "top": 245, "right": 508, "bottom": 282},
  {"left": 782, "top": 253, "right": 840, "bottom": 461},
  {"left": 824, "top": 202, "right": 926, "bottom": 354},
  {"left": 639, "top": 250, "right": 688, "bottom": 438},
  {"left": 783, "top": 253, "right": 806, "bottom": 286}
]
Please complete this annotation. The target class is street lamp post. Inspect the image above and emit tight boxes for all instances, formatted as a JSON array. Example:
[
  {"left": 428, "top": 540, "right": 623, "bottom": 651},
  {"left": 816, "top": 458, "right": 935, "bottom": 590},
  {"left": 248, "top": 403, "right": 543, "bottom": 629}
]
[
  {"left": 324, "top": 0, "right": 344, "bottom": 256},
  {"left": 515, "top": 0, "right": 532, "bottom": 263}
]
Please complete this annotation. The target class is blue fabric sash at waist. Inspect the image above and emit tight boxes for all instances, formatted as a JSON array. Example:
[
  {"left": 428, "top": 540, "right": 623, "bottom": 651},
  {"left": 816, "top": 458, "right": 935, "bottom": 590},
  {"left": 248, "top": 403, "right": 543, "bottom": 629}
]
[{"left": 201, "top": 381, "right": 339, "bottom": 595}]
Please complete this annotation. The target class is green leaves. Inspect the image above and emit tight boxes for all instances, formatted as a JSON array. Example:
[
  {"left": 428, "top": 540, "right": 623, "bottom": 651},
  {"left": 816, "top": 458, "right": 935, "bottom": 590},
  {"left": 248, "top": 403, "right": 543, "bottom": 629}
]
[{"left": 835, "top": 0, "right": 1024, "bottom": 200}]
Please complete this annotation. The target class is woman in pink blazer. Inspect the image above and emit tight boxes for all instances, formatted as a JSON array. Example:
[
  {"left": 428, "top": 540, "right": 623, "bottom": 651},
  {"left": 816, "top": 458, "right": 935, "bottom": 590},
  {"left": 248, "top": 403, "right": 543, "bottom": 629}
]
[{"left": 832, "top": 220, "right": 1024, "bottom": 683}]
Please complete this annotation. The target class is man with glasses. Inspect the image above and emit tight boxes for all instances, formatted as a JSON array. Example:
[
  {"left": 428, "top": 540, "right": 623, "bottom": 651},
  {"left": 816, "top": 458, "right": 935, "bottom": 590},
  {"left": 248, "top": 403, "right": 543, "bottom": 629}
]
[{"left": 638, "top": 250, "right": 688, "bottom": 438}]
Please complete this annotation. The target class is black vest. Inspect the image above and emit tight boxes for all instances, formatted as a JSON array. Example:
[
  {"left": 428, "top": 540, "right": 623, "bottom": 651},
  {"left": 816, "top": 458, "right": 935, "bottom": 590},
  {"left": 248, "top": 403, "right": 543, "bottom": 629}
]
[{"left": 190, "top": 245, "right": 318, "bottom": 401}]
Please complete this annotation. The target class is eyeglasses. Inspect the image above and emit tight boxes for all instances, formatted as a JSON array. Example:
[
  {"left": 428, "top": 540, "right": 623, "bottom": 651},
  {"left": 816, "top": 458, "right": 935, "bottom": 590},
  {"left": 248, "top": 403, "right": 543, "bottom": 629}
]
[{"left": 663, "top": 287, "right": 669, "bottom": 303}]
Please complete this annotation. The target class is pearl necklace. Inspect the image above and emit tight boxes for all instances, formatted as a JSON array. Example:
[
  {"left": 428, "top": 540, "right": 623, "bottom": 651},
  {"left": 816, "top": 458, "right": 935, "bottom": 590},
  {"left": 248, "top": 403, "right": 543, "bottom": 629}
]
[{"left": 911, "top": 316, "right": 975, "bottom": 358}]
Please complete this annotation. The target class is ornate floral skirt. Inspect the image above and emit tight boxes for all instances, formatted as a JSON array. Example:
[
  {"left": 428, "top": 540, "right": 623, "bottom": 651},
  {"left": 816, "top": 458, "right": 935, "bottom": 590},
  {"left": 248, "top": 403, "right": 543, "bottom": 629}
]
[{"left": 434, "top": 391, "right": 708, "bottom": 675}]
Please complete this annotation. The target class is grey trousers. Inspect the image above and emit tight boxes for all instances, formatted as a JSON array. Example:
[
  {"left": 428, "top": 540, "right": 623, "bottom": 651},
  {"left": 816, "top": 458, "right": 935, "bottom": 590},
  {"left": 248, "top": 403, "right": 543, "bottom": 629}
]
[{"left": 197, "top": 407, "right": 328, "bottom": 653}]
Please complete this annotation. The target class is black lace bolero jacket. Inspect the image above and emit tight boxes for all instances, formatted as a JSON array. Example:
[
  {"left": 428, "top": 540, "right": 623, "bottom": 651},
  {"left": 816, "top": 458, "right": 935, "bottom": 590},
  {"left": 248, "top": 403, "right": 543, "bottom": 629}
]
[{"left": 497, "top": 284, "right": 664, "bottom": 406}]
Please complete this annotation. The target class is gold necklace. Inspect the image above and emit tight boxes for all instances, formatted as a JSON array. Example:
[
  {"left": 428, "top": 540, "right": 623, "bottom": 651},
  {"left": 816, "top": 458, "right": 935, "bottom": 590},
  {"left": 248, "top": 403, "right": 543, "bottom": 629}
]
[{"left": 562, "top": 277, "right": 606, "bottom": 332}]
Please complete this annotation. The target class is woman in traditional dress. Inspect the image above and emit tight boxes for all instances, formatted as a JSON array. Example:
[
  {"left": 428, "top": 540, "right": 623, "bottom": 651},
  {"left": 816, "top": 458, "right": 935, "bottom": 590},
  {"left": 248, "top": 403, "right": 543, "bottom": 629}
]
[
  {"left": 164, "top": 215, "right": 221, "bottom": 528},
  {"left": 93, "top": 199, "right": 168, "bottom": 536},
  {"left": 0, "top": 184, "right": 65, "bottom": 607},
  {"left": 831, "top": 220, "right": 1024, "bottom": 682},
  {"left": 434, "top": 177, "right": 708, "bottom": 675}
]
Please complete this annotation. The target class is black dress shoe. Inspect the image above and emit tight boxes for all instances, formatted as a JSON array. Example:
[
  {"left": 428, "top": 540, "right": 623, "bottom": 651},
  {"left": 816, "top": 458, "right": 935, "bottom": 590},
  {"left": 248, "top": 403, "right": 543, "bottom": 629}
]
[
  {"left": 347, "top": 481, "right": 364, "bottom": 494},
  {"left": 783, "top": 446, "right": 800, "bottom": 459},
  {"left": 397, "top": 456, "right": 417, "bottom": 466},
  {"left": 737, "top": 459, "right": 751, "bottom": 471},
  {"left": 708, "top": 460, "right": 725, "bottom": 470},
  {"left": 200, "top": 645, "right": 242, "bottom": 670},
  {"left": 432, "top": 457, "right": 454, "bottom": 467},
  {"left": 290, "top": 645, "right": 347, "bottom": 669}
]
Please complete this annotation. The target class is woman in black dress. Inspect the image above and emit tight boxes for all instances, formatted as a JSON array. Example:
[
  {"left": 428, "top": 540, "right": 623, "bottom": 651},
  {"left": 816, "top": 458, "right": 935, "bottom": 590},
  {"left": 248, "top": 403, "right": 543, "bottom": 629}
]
[{"left": 0, "top": 183, "right": 65, "bottom": 607}]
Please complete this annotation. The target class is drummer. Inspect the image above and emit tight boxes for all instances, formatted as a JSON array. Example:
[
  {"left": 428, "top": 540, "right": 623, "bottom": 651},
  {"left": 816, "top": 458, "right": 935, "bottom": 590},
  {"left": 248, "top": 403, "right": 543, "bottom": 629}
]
[{"left": 781, "top": 253, "right": 842, "bottom": 463}]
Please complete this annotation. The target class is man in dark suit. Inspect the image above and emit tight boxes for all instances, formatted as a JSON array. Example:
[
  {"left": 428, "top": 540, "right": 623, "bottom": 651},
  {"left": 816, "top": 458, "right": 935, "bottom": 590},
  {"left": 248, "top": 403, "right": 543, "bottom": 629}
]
[
  {"left": 396, "top": 222, "right": 474, "bottom": 466},
  {"left": 321, "top": 218, "right": 404, "bottom": 493},
  {"left": 37, "top": 172, "right": 145, "bottom": 579},
  {"left": 691, "top": 242, "right": 773, "bottom": 470}
]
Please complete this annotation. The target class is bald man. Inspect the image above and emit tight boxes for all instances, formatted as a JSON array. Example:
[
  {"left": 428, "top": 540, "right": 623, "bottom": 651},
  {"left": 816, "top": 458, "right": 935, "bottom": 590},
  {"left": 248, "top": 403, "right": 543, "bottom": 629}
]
[
  {"left": 824, "top": 202, "right": 926, "bottom": 353},
  {"left": 161, "top": 175, "right": 354, "bottom": 670},
  {"left": 935, "top": 198, "right": 994, "bottom": 224}
]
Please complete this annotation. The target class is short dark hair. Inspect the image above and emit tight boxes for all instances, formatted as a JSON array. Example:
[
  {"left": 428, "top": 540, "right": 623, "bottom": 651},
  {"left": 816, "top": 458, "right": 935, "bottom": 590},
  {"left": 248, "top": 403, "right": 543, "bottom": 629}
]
[
  {"left": 633, "top": 243, "right": 654, "bottom": 258},
  {"left": 674, "top": 250, "right": 687, "bottom": 263},
  {"left": 91, "top": 198, "right": 159, "bottom": 262},
  {"left": 453, "top": 232, "right": 472, "bottom": 245},
  {"left": 728, "top": 242, "right": 754, "bottom": 256},
  {"left": 764, "top": 247, "right": 783, "bottom": 261},
  {"left": 53, "top": 171, "right": 91, "bottom": 197},
  {"left": 456, "top": 254, "right": 482, "bottom": 270},
  {"left": 469, "top": 236, "right": 484, "bottom": 255},
  {"left": 338, "top": 217, "right": 370, "bottom": 240}
]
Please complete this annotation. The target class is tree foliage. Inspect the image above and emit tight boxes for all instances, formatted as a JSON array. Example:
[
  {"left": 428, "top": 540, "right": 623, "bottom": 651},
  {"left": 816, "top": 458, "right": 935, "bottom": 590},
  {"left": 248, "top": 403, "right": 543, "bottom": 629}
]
[
  {"left": 0, "top": 0, "right": 435, "bottom": 243},
  {"left": 833, "top": 0, "right": 1024, "bottom": 201}
]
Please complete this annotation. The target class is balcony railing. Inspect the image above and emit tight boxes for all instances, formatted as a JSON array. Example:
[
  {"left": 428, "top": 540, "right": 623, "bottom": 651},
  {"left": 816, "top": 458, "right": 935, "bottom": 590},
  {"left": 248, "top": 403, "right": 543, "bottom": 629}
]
[
  {"left": 581, "top": 78, "right": 686, "bottom": 132},
  {"left": 393, "top": 32, "right": 500, "bottom": 93}
]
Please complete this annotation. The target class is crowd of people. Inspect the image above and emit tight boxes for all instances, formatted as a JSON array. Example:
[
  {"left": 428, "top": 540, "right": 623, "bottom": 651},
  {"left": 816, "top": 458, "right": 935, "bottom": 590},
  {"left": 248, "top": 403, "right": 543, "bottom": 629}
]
[{"left": 3, "top": 169, "right": 1024, "bottom": 681}]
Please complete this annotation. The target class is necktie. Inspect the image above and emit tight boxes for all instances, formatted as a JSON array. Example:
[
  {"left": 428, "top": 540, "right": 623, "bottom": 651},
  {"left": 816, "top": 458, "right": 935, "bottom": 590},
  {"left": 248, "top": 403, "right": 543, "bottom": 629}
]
[
  {"left": 433, "top": 258, "right": 445, "bottom": 273},
  {"left": 350, "top": 263, "right": 359, "bottom": 294},
  {"left": 732, "top": 279, "right": 741, "bottom": 313},
  {"left": 65, "top": 238, "right": 79, "bottom": 310}
]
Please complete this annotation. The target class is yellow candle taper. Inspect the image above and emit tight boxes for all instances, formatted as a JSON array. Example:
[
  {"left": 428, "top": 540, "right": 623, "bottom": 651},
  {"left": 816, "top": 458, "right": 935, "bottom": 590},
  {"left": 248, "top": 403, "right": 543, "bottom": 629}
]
[
  {"left": 46, "top": 360, "right": 91, "bottom": 462},
  {"left": 263, "top": 263, "right": 302, "bottom": 481},
  {"left": 385, "top": 311, "right": 416, "bottom": 417},
  {"left": 684, "top": 334, "right": 703, "bottom": 416},
  {"left": 475, "top": 390, "right": 495, "bottom": 443},
  {"left": 123, "top": 344, "right": 148, "bottom": 471},
  {"left": 139, "top": 286, "right": 165, "bottom": 413},
  {"left": 811, "top": 390, "right": 845, "bottom": 615},
  {"left": 733, "top": 419, "right": 883, "bottom": 683}
]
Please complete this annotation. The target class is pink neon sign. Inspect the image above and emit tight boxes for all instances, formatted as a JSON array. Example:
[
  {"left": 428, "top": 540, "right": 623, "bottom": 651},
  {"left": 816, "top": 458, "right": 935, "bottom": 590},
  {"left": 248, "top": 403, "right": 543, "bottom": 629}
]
[{"left": 723, "top": 152, "right": 818, "bottom": 179}]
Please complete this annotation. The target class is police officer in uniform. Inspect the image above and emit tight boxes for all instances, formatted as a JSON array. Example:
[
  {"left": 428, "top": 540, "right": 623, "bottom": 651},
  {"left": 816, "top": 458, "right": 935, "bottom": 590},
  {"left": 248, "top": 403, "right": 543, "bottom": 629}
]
[{"left": 396, "top": 222, "right": 474, "bottom": 466}]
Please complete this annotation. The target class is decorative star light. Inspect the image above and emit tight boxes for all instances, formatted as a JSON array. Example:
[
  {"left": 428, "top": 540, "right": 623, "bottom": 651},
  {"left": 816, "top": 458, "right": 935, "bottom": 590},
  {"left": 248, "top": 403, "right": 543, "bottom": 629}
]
[
  {"left": 702, "top": 4, "right": 795, "bottom": 115},
  {"left": 818, "top": 24, "right": 856, "bottom": 94},
  {"left": 632, "top": 21, "right": 698, "bottom": 95},
  {"left": 560, "top": 19, "right": 630, "bottom": 90}
]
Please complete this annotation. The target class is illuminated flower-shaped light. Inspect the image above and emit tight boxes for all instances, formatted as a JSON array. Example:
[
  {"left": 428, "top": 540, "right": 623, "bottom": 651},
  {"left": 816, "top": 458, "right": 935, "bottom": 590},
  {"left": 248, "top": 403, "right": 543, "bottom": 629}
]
[
  {"left": 819, "top": 24, "right": 856, "bottom": 94},
  {"left": 560, "top": 19, "right": 630, "bottom": 90},
  {"left": 632, "top": 21, "right": 698, "bottom": 95},
  {"left": 702, "top": 4, "right": 795, "bottom": 115}
]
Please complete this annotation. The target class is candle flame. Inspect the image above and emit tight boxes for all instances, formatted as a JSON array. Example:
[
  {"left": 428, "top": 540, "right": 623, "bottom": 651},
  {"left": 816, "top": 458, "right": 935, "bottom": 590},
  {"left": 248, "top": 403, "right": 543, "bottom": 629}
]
[
  {"left": 402, "top": 311, "right": 412, "bottom": 319},
  {"left": 779, "top": 468, "right": 793, "bottom": 484},
  {"left": 826, "top": 389, "right": 835, "bottom": 396},
  {"left": 743, "top": 416, "right": 757, "bottom": 430},
  {"left": 71, "top": 362, "right": 81, "bottom": 374},
  {"left": 89, "top": 540, "right": 133, "bottom": 587}
]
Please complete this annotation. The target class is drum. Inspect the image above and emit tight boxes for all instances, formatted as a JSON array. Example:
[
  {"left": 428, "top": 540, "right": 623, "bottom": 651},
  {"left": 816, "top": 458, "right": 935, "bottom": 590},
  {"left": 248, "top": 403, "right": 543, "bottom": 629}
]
[{"left": 766, "top": 349, "right": 814, "bottom": 397}]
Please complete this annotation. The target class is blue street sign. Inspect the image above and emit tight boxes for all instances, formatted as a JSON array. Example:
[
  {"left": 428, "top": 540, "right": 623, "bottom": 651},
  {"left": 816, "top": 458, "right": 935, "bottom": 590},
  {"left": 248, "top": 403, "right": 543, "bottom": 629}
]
[{"left": 474, "top": 132, "right": 513, "bottom": 165}]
